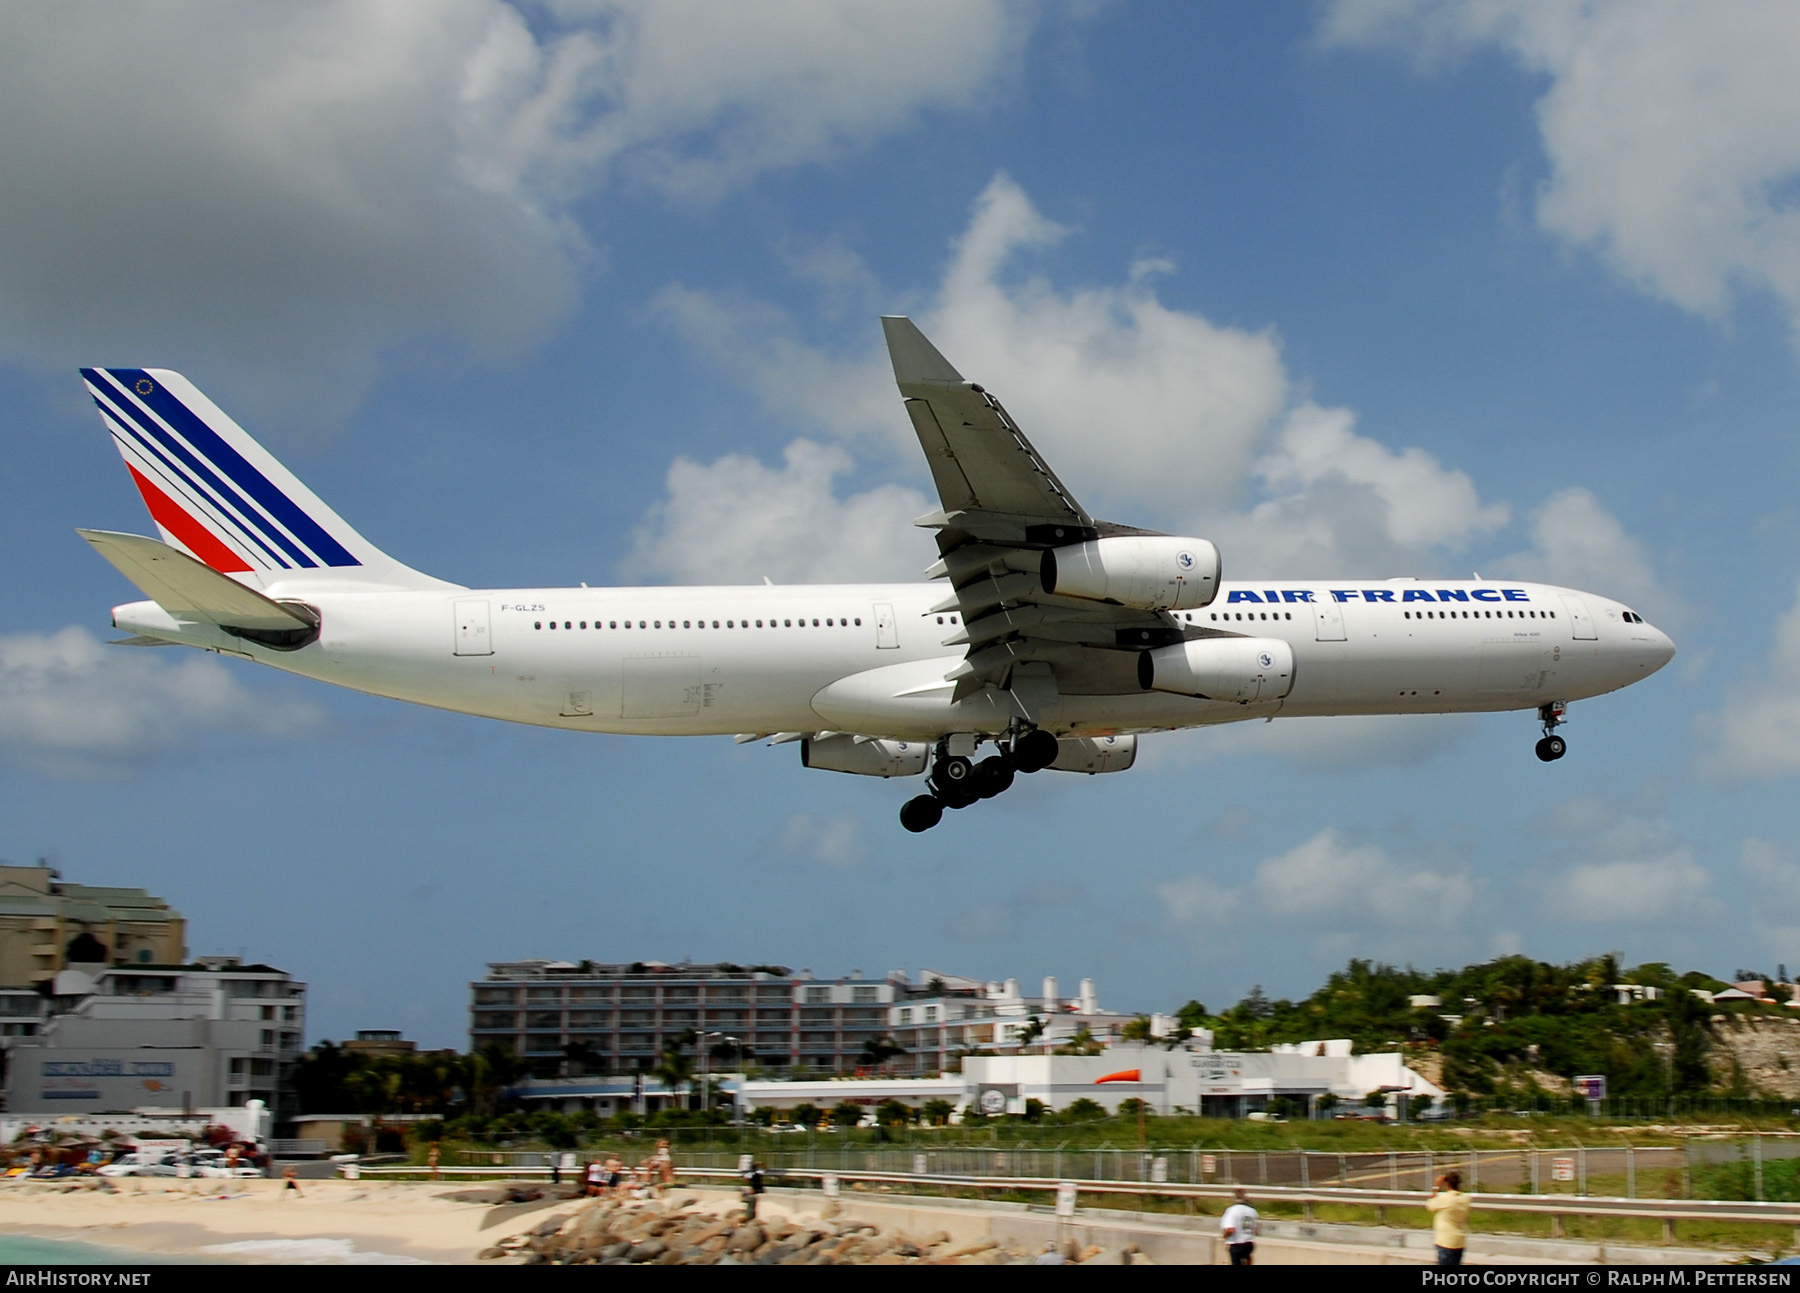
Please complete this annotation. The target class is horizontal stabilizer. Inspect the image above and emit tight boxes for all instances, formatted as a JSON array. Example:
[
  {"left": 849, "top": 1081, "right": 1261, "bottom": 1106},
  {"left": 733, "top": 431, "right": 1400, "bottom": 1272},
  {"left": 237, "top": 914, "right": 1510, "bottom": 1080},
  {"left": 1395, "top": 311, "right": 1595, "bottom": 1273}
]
[
  {"left": 78, "top": 529, "right": 314, "bottom": 632},
  {"left": 108, "top": 635, "right": 177, "bottom": 647}
]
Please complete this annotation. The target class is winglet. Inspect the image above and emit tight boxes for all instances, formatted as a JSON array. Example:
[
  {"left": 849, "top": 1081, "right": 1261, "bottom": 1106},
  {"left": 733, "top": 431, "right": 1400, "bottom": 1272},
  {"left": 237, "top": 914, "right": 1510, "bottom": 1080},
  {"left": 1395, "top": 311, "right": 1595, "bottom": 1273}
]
[{"left": 881, "top": 316, "right": 963, "bottom": 385}]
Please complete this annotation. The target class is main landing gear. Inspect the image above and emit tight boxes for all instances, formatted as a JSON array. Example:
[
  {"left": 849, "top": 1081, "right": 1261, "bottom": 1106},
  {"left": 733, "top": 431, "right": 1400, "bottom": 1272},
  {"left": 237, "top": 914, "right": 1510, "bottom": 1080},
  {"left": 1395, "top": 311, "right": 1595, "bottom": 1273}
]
[
  {"left": 899, "top": 729, "right": 1060, "bottom": 832},
  {"left": 1535, "top": 701, "right": 1568, "bottom": 762}
]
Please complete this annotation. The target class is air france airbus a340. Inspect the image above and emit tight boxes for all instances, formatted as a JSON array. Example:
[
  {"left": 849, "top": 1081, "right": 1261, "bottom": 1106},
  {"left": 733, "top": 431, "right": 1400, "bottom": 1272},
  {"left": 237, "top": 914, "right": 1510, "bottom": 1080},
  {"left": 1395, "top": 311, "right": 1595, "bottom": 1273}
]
[{"left": 76, "top": 318, "right": 1674, "bottom": 831}]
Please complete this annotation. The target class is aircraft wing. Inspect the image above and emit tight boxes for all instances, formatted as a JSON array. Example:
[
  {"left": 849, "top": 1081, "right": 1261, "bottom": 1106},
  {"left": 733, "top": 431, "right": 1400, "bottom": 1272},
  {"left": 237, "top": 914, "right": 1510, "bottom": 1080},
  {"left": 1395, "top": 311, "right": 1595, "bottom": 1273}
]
[
  {"left": 881, "top": 317, "right": 1191, "bottom": 705},
  {"left": 78, "top": 529, "right": 317, "bottom": 633}
]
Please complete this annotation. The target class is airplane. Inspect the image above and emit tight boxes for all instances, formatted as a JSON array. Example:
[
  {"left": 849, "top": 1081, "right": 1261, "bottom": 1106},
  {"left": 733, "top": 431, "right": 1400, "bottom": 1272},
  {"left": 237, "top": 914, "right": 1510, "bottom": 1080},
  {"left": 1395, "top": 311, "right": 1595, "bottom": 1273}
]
[{"left": 74, "top": 317, "right": 1675, "bottom": 832}]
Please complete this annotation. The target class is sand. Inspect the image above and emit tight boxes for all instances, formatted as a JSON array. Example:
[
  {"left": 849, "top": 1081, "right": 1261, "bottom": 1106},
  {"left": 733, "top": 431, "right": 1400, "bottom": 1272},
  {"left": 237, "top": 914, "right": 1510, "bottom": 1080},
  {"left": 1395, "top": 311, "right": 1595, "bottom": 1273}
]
[{"left": 0, "top": 1176, "right": 577, "bottom": 1264}]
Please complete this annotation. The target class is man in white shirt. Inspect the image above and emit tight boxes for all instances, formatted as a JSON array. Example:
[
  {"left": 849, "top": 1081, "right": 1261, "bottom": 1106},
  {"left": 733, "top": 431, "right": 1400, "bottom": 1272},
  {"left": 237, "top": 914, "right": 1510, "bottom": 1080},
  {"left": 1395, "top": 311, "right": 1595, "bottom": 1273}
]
[{"left": 1220, "top": 1189, "right": 1258, "bottom": 1265}]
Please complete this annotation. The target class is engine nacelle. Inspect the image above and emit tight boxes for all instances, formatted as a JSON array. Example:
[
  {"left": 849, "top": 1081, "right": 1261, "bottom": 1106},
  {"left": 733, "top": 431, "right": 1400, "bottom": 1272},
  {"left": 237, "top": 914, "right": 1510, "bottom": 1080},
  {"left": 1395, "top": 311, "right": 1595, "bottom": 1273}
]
[
  {"left": 1138, "top": 637, "right": 1295, "bottom": 703},
  {"left": 1048, "top": 734, "right": 1137, "bottom": 774},
  {"left": 1041, "top": 536, "right": 1220, "bottom": 611},
  {"left": 801, "top": 733, "right": 928, "bottom": 778}
]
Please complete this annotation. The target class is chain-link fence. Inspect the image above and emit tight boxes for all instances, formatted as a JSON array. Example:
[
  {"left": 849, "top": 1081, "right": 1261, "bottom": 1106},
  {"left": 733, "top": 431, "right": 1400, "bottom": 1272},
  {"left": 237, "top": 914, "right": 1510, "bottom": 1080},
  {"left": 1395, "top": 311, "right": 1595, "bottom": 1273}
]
[{"left": 454, "top": 1142, "right": 1761, "bottom": 1199}]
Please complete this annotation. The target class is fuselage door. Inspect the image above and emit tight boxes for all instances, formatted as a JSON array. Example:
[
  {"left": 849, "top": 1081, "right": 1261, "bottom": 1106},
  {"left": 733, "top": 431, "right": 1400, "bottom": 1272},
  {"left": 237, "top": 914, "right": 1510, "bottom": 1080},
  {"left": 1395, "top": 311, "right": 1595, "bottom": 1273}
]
[
  {"left": 1313, "top": 598, "right": 1346, "bottom": 642},
  {"left": 454, "top": 599, "right": 494, "bottom": 656},
  {"left": 874, "top": 602, "right": 900, "bottom": 649},
  {"left": 1561, "top": 594, "right": 1598, "bottom": 640}
]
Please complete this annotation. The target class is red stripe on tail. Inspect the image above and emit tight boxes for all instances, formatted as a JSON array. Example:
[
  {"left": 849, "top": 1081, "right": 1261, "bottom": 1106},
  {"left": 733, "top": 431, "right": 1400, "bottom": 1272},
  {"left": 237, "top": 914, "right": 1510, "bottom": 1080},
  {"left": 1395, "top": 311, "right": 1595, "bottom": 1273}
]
[{"left": 126, "top": 465, "right": 252, "bottom": 573}]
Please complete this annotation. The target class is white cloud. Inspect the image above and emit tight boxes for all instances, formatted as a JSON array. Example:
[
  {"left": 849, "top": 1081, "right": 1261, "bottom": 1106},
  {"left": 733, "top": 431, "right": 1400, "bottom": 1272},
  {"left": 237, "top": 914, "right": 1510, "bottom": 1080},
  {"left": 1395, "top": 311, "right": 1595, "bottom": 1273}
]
[
  {"left": 1739, "top": 839, "right": 1800, "bottom": 954},
  {"left": 0, "top": 1, "right": 1034, "bottom": 422},
  {"left": 1701, "top": 579, "right": 1800, "bottom": 779},
  {"left": 1159, "top": 828, "right": 1474, "bottom": 947},
  {"left": 624, "top": 439, "right": 932, "bottom": 585},
  {"left": 1533, "top": 792, "right": 1719, "bottom": 923},
  {"left": 778, "top": 811, "right": 867, "bottom": 869},
  {"left": 1493, "top": 487, "right": 1670, "bottom": 621},
  {"left": 656, "top": 173, "right": 1527, "bottom": 579},
  {"left": 1205, "top": 403, "right": 1508, "bottom": 578},
  {"left": 0, "top": 627, "right": 325, "bottom": 777},
  {"left": 1324, "top": 0, "right": 1800, "bottom": 349},
  {"left": 1253, "top": 828, "right": 1474, "bottom": 930}
]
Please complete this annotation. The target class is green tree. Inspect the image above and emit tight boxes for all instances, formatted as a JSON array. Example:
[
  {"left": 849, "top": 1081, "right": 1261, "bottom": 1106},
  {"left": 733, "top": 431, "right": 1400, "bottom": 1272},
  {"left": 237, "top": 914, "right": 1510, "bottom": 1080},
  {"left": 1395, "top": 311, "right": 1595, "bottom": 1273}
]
[
  {"left": 829, "top": 1101, "right": 866, "bottom": 1129},
  {"left": 1061, "top": 1097, "right": 1106, "bottom": 1122},
  {"left": 1120, "top": 1015, "right": 1154, "bottom": 1042},
  {"left": 875, "top": 1099, "right": 912, "bottom": 1126},
  {"left": 920, "top": 1099, "right": 955, "bottom": 1126}
]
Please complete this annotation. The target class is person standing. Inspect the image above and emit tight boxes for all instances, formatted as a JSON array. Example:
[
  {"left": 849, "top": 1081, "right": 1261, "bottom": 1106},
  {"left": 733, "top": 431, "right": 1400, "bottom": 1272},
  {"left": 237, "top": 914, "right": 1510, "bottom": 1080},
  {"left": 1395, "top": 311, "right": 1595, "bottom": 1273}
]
[
  {"left": 1427, "top": 1171, "right": 1471, "bottom": 1267},
  {"left": 741, "top": 1159, "right": 765, "bottom": 1220},
  {"left": 1220, "top": 1188, "right": 1258, "bottom": 1265}
]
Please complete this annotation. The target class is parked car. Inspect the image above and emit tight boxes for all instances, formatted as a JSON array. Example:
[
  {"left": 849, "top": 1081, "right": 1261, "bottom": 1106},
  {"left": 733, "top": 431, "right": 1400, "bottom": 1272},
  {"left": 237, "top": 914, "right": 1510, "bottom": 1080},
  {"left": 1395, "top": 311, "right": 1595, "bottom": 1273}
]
[{"left": 97, "top": 1152, "right": 182, "bottom": 1178}]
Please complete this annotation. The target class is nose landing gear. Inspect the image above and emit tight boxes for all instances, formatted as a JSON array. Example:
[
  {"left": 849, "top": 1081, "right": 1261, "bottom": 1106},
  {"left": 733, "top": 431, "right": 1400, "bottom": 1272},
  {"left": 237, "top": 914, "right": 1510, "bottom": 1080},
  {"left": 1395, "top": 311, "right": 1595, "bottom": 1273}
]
[
  {"left": 1535, "top": 701, "right": 1568, "bottom": 762},
  {"left": 898, "top": 729, "right": 1054, "bottom": 831}
]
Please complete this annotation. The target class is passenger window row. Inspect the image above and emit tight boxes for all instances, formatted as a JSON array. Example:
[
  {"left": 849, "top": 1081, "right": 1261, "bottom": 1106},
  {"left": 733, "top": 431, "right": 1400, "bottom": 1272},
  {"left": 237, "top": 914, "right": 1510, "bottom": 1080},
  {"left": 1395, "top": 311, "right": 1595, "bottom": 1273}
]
[
  {"left": 1201, "top": 611, "right": 1294, "bottom": 623},
  {"left": 533, "top": 617, "right": 864, "bottom": 631},
  {"left": 1402, "top": 610, "right": 1554, "bottom": 620}
]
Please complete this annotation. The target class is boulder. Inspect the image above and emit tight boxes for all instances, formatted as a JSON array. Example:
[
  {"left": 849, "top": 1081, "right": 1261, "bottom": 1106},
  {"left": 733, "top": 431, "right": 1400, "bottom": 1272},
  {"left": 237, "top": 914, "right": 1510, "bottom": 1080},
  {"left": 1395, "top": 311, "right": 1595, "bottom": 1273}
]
[
  {"left": 727, "top": 1224, "right": 765, "bottom": 1252},
  {"left": 627, "top": 1239, "right": 667, "bottom": 1263}
]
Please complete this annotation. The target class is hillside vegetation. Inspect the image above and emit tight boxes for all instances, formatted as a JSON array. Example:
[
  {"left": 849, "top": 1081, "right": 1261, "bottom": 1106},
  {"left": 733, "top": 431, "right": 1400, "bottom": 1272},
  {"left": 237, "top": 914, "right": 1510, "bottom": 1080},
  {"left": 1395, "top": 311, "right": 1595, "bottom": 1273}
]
[{"left": 1177, "top": 955, "right": 1783, "bottom": 1103}]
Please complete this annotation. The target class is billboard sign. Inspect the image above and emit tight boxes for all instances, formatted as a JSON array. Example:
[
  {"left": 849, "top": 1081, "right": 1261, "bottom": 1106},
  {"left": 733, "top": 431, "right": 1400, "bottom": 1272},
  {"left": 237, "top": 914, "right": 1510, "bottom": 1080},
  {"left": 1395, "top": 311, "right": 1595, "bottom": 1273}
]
[{"left": 12, "top": 1050, "right": 207, "bottom": 1112}]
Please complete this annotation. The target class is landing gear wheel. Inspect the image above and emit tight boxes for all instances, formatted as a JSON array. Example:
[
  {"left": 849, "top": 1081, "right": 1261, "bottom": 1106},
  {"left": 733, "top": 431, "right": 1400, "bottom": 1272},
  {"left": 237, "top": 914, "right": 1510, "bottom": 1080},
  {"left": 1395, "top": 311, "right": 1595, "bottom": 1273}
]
[
  {"left": 929, "top": 754, "right": 979, "bottom": 809},
  {"left": 936, "top": 754, "right": 974, "bottom": 787},
  {"left": 1535, "top": 735, "right": 1566, "bottom": 762},
  {"left": 1012, "top": 729, "right": 1059, "bottom": 773},
  {"left": 972, "top": 755, "right": 1016, "bottom": 799},
  {"left": 899, "top": 795, "right": 944, "bottom": 833}
]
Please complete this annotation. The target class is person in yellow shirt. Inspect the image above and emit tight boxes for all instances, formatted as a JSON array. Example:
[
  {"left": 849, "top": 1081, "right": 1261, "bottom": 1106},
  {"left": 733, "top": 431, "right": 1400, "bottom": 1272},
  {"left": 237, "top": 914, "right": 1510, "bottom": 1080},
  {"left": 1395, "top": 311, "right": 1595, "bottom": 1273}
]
[{"left": 1426, "top": 1171, "right": 1471, "bottom": 1266}]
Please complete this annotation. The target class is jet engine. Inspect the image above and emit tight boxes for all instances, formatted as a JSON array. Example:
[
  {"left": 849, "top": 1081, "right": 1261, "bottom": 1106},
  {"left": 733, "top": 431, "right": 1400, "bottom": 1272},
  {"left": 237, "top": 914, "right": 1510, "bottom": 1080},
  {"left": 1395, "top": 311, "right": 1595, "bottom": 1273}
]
[
  {"left": 1048, "top": 734, "right": 1137, "bottom": 774},
  {"left": 1138, "top": 637, "right": 1295, "bottom": 703},
  {"left": 800, "top": 733, "right": 928, "bottom": 778},
  {"left": 1040, "top": 536, "right": 1220, "bottom": 611}
]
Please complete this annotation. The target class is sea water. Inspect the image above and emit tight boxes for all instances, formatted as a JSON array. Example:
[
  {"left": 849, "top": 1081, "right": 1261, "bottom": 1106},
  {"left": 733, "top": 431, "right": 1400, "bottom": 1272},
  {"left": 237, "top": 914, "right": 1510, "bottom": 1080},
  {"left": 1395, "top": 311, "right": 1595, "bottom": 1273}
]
[{"left": 0, "top": 1232, "right": 199, "bottom": 1263}]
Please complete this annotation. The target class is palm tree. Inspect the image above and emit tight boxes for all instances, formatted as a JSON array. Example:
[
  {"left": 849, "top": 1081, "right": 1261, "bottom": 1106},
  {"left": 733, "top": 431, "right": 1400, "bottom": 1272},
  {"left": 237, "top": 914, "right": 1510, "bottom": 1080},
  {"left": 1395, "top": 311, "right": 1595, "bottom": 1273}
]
[
  {"left": 858, "top": 1036, "right": 906, "bottom": 1074},
  {"left": 653, "top": 1037, "right": 695, "bottom": 1111}
]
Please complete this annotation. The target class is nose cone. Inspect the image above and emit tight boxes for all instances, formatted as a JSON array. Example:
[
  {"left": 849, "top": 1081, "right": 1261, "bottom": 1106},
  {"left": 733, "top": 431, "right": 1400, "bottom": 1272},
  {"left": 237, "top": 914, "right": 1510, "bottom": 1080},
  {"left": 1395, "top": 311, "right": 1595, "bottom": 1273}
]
[{"left": 1639, "top": 625, "right": 1676, "bottom": 675}]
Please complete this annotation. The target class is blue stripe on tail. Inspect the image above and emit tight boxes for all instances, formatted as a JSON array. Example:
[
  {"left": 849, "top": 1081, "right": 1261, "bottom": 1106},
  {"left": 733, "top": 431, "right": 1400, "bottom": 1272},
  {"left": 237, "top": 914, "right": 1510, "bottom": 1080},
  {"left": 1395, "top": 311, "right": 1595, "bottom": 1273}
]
[{"left": 103, "top": 368, "right": 360, "bottom": 568}]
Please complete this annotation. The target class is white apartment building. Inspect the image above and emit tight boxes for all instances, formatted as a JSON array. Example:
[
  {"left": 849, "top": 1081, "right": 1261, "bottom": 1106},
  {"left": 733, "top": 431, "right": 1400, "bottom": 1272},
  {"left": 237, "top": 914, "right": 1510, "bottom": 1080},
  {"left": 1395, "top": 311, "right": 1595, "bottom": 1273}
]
[{"left": 2, "top": 957, "right": 306, "bottom": 1118}]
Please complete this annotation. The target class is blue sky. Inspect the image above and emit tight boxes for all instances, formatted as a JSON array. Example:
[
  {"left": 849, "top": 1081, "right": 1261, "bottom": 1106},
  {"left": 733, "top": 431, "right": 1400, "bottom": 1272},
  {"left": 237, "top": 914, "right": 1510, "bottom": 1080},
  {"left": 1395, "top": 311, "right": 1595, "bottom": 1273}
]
[{"left": 6, "top": 2, "right": 1800, "bottom": 1046}]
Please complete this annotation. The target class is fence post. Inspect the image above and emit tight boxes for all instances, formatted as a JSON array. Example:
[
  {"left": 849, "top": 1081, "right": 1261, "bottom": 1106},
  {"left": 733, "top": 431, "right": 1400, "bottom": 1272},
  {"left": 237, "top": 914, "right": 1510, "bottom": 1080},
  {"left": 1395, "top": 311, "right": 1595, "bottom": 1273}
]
[
  {"left": 1469, "top": 1150, "right": 1477, "bottom": 1194},
  {"left": 1339, "top": 1153, "right": 1347, "bottom": 1188},
  {"left": 1578, "top": 1147, "right": 1586, "bottom": 1197},
  {"left": 1627, "top": 1146, "right": 1634, "bottom": 1198},
  {"left": 1389, "top": 1150, "right": 1398, "bottom": 1191},
  {"left": 1259, "top": 1151, "right": 1268, "bottom": 1185},
  {"left": 1756, "top": 1134, "right": 1765, "bottom": 1202},
  {"left": 1531, "top": 1149, "right": 1539, "bottom": 1195}
]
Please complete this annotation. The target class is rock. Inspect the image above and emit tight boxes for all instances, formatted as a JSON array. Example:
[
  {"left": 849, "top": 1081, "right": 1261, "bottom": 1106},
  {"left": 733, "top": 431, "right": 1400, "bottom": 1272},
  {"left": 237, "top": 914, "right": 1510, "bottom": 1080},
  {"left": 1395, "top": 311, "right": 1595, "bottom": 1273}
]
[
  {"left": 727, "top": 1224, "right": 765, "bottom": 1252},
  {"left": 477, "top": 1247, "right": 507, "bottom": 1260},
  {"left": 1078, "top": 1247, "right": 1119, "bottom": 1264},
  {"left": 942, "top": 1239, "right": 997, "bottom": 1260},
  {"left": 821, "top": 1201, "right": 842, "bottom": 1219},
  {"left": 532, "top": 1213, "right": 571, "bottom": 1237},
  {"left": 599, "top": 1241, "right": 631, "bottom": 1260},
  {"left": 755, "top": 1244, "right": 798, "bottom": 1265},
  {"left": 628, "top": 1239, "right": 667, "bottom": 1263}
]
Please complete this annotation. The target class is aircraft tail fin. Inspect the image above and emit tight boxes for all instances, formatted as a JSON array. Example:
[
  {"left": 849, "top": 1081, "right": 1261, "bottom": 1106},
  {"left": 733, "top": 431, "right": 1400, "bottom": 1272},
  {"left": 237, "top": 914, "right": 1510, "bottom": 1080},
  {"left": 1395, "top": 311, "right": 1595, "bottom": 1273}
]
[{"left": 79, "top": 367, "right": 454, "bottom": 591}]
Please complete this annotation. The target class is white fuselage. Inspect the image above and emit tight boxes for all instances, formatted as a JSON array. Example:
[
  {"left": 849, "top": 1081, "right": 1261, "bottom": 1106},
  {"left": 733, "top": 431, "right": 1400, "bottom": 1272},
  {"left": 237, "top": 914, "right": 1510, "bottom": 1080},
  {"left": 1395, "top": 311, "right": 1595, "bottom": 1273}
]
[{"left": 111, "top": 576, "right": 1675, "bottom": 742}]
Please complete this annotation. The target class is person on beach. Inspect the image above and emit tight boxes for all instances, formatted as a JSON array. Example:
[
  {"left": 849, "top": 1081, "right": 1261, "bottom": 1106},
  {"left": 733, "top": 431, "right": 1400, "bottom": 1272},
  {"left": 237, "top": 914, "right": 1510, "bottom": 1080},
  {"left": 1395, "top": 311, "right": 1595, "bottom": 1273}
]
[
  {"left": 1427, "top": 1171, "right": 1471, "bottom": 1267},
  {"left": 282, "top": 1165, "right": 302, "bottom": 1199},
  {"left": 584, "top": 1157, "right": 605, "bottom": 1198},
  {"left": 604, "top": 1155, "right": 625, "bottom": 1197},
  {"left": 653, "top": 1139, "right": 675, "bottom": 1187},
  {"left": 428, "top": 1144, "right": 440, "bottom": 1182},
  {"left": 741, "top": 1159, "right": 764, "bottom": 1220},
  {"left": 1220, "top": 1189, "right": 1257, "bottom": 1266}
]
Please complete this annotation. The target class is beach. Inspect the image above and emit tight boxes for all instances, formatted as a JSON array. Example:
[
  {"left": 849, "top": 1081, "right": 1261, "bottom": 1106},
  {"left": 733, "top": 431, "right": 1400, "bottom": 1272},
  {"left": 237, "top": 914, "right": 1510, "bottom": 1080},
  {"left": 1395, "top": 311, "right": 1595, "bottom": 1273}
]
[{"left": 0, "top": 1177, "right": 570, "bottom": 1264}]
